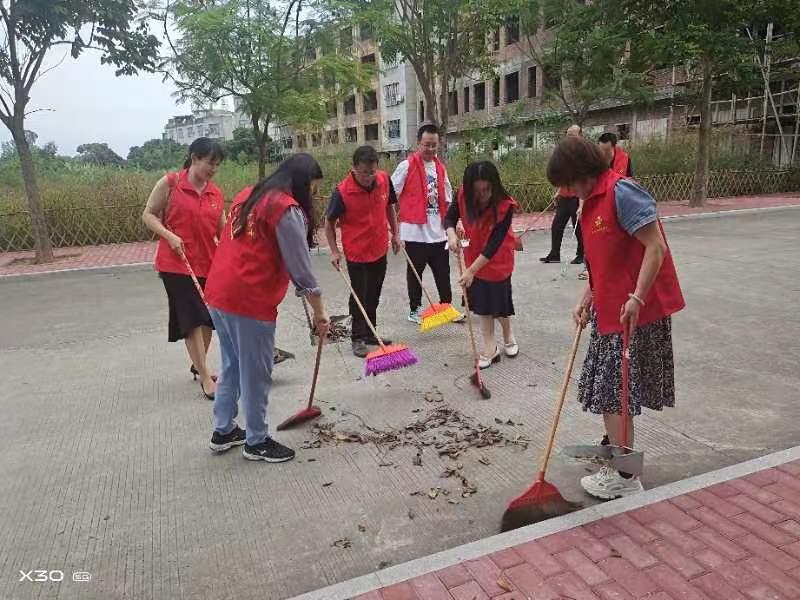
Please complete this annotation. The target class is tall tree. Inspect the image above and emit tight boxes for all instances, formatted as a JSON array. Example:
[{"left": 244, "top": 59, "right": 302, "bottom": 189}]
[
  {"left": 163, "top": 0, "right": 372, "bottom": 178},
  {"left": 332, "top": 0, "right": 504, "bottom": 138},
  {"left": 619, "top": 0, "right": 768, "bottom": 206},
  {"left": 76, "top": 142, "right": 126, "bottom": 166},
  {"left": 510, "top": 0, "right": 650, "bottom": 128},
  {"left": 0, "top": 0, "right": 159, "bottom": 262},
  {"left": 128, "top": 138, "right": 187, "bottom": 170}
]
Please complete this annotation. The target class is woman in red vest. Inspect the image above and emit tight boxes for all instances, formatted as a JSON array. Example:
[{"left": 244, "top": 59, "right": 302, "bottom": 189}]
[
  {"left": 142, "top": 138, "right": 225, "bottom": 400},
  {"left": 547, "top": 137, "right": 685, "bottom": 500},
  {"left": 445, "top": 161, "right": 519, "bottom": 368},
  {"left": 203, "top": 154, "right": 330, "bottom": 463}
]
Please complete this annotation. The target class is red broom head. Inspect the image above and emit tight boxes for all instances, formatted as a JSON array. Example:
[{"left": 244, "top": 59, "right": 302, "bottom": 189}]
[{"left": 275, "top": 406, "right": 322, "bottom": 431}]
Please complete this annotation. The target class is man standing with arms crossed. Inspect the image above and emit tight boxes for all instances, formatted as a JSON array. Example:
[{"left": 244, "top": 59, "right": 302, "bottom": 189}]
[{"left": 392, "top": 123, "right": 463, "bottom": 325}]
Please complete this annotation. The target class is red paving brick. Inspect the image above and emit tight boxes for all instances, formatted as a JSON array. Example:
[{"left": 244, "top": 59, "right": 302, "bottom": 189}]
[
  {"left": 361, "top": 461, "right": 800, "bottom": 600},
  {"left": 5, "top": 193, "right": 799, "bottom": 277}
]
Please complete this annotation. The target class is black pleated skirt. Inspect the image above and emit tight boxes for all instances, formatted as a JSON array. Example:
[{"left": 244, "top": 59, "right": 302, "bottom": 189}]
[
  {"left": 465, "top": 276, "right": 515, "bottom": 318},
  {"left": 159, "top": 272, "right": 214, "bottom": 342}
]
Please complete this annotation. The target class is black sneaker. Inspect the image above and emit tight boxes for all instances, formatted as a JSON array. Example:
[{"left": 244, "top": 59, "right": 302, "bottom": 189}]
[
  {"left": 571, "top": 256, "right": 584, "bottom": 265},
  {"left": 242, "top": 438, "right": 296, "bottom": 463},
  {"left": 352, "top": 339, "right": 369, "bottom": 357},
  {"left": 540, "top": 255, "right": 560, "bottom": 263},
  {"left": 601, "top": 434, "right": 610, "bottom": 446},
  {"left": 209, "top": 426, "right": 246, "bottom": 453},
  {"left": 363, "top": 335, "right": 392, "bottom": 346}
]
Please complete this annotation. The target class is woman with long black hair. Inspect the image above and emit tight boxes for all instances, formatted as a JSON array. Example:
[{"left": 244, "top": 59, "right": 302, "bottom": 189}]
[
  {"left": 142, "top": 137, "right": 225, "bottom": 400},
  {"left": 445, "top": 161, "right": 519, "bottom": 369},
  {"left": 203, "top": 153, "right": 330, "bottom": 463}
]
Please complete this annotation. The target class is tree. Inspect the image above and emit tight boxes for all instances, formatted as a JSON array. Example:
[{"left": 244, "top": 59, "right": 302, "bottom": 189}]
[
  {"left": 76, "top": 142, "right": 126, "bottom": 166},
  {"left": 128, "top": 137, "right": 187, "bottom": 170},
  {"left": 0, "top": 1, "right": 159, "bottom": 262},
  {"left": 619, "top": 0, "right": 772, "bottom": 206},
  {"left": 221, "top": 127, "right": 260, "bottom": 162},
  {"left": 510, "top": 0, "right": 651, "bottom": 128},
  {"left": 163, "top": 0, "right": 373, "bottom": 178},
  {"left": 333, "top": 0, "right": 504, "bottom": 139}
]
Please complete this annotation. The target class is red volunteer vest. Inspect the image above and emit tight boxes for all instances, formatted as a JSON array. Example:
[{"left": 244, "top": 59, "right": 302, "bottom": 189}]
[
  {"left": 204, "top": 189, "right": 300, "bottom": 322},
  {"left": 398, "top": 152, "right": 447, "bottom": 224},
  {"left": 154, "top": 170, "right": 224, "bottom": 277},
  {"left": 612, "top": 148, "right": 630, "bottom": 176},
  {"left": 457, "top": 187, "right": 517, "bottom": 282},
  {"left": 337, "top": 171, "right": 391, "bottom": 263},
  {"left": 581, "top": 170, "right": 685, "bottom": 335}
]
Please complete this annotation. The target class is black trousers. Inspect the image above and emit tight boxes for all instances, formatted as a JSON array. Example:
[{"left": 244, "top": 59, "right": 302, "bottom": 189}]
[
  {"left": 404, "top": 241, "right": 452, "bottom": 311},
  {"left": 549, "top": 196, "right": 584, "bottom": 259},
  {"left": 347, "top": 255, "right": 387, "bottom": 341}
]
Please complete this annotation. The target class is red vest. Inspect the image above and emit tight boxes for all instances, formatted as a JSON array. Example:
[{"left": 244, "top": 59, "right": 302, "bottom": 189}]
[
  {"left": 457, "top": 187, "right": 517, "bottom": 282},
  {"left": 398, "top": 152, "right": 447, "bottom": 224},
  {"left": 612, "top": 148, "right": 630, "bottom": 176},
  {"left": 337, "top": 171, "right": 391, "bottom": 263},
  {"left": 205, "top": 189, "right": 300, "bottom": 322},
  {"left": 154, "top": 170, "right": 224, "bottom": 277},
  {"left": 581, "top": 170, "right": 685, "bottom": 335}
]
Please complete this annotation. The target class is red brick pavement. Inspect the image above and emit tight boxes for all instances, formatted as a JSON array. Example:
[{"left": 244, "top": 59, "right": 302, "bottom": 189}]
[
  {"left": 2, "top": 193, "right": 799, "bottom": 278},
  {"left": 356, "top": 461, "right": 800, "bottom": 600}
]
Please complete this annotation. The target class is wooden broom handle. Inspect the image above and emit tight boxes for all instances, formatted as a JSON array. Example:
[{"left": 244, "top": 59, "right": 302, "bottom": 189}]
[
  {"left": 540, "top": 319, "right": 584, "bottom": 475},
  {"left": 456, "top": 250, "right": 481, "bottom": 364},
  {"left": 181, "top": 254, "right": 207, "bottom": 305},
  {"left": 334, "top": 265, "right": 386, "bottom": 350},
  {"left": 515, "top": 199, "right": 555, "bottom": 240},
  {"left": 399, "top": 244, "right": 437, "bottom": 308},
  {"left": 306, "top": 333, "right": 324, "bottom": 410}
]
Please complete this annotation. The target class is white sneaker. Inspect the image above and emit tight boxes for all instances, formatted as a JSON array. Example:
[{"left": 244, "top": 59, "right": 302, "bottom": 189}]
[
  {"left": 407, "top": 309, "right": 422, "bottom": 325},
  {"left": 581, "top": 466, "right": 644, "bottom": 500},
  {"left": 451, "top": 312, "right": 466, "bottom": 323},
  {"left": 478, "top": 346, "right": 501, "bottom": 369},
  {"left": 504, "top": 341, "right": 519, "bottom": 357}
]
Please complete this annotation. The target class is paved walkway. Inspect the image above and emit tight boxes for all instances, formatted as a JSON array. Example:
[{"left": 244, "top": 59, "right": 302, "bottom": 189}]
[
  {"left": 2, "top": 193, "right": 798, "bottom": 278},
  {"left": 300, "top": 448, "right": 800, "bottom": 600}
]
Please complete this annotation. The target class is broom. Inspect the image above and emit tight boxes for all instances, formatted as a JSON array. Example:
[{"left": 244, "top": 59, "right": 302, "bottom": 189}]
[
  {"left": 455, "top": 250, "right": 490, "bottom": 399},
  {"left": 500, "top": 317, "right": 586, "bottom": 532},
  {"left": 513, "top": 198, "right": 555, "bottom": 251},
  {"left": 399, "top": 245, "right": 462, "bottom": 331},
  {"left": 334, "top": 266, "right": 417, "bottom": 376},
  {"left": 275, "top": 319, "right": 324, "bottom": 430}
]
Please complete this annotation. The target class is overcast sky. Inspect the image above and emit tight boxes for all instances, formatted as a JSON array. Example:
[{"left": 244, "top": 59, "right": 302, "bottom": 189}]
[{"left": 0, "top": 48, "right": 191, "bottom": 158}]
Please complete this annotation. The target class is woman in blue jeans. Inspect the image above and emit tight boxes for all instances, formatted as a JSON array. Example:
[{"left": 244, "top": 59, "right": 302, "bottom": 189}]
[{"left": 203, "top": 154, "right": 330, "bottom": 463}]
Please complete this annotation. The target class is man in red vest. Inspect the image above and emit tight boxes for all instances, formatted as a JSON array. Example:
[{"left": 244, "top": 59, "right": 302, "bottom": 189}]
[
  {"left": 325, "top": 145, "right": 401, "bottom": 357},
  {"left": 598, "top": 132, "right": 633, "bottom": 177},
  {"left": 392, "top": 123, "right": 463, "bottom": 324}
]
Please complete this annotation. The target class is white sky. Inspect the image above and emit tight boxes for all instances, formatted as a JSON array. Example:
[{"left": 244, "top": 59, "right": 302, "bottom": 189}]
[{"left": 0, "top": 48, "right": 190, "bottom": 158}]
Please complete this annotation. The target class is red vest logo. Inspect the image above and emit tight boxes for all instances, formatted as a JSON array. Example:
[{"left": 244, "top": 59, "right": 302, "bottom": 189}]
[{"left": 592, "top": 215, "right": 609, "bottom": 234}]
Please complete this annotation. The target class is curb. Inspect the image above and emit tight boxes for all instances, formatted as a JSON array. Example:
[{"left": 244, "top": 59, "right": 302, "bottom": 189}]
[
  {"left": 0, "top": 261, "right": 152, "bottom": 282},
  {"left": 287, "top": 445, "right": 800, "bottom": 600},
  {"left": 2, "top": 203, "right": 799, "bottom": 280}
]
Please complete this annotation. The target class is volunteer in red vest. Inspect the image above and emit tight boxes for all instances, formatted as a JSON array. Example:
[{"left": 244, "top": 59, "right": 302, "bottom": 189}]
[
  {"left": 540, "top": 124, "right": 584, "bottom": 265},
  {"left": 445, "top": 161, "right": 519, "bottom": 368},
  {"left": 392, "top": 123, "right": 463, "bottom": 325},
  {"left": 203, "top": 154, "right": 330, "bottom": 463},
  {"left": 142, "top": 137, "right": 225, "bottom": 400},
  {"left": 598, "top": 132, "right": 632, "bottom": 177},
  {"left": 547, "top": 136, "right": 685, "bottom": 499},
  {"left": 325, "top": 145, "right": 401, "bottom": 358}
]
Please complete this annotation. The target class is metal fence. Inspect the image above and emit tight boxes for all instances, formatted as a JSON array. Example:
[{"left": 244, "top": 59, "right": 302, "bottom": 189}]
[{"left": 1, "top": 169, "right": 798, "bottom": 253}]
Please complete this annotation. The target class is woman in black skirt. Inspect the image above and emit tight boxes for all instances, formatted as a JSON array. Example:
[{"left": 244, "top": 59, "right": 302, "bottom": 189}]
[
  {"left": 142, "top": 138, "right": 226, "bottom": 399},
  {"left": 547, "top": 136, "right": 685, "bottom": 500},
  {"left": 446, "top": 161, "right": 518, "bottom": 369}
]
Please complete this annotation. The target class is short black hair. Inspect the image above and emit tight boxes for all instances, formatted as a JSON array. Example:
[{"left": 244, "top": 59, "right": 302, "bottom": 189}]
[
  {"left": 417, "top": 123, "right": 439, "bottom": 141},
  {"left": 352, "top": 145, "right": 379, "bottom": 166},
  {"left": 184, "top": 137, "right": 224, "bottom": 169},
  {"left": 598, "top": 132, "right": 618, "bottom": 145},
  {"left": 547, "top": 137, "right": 608, "bottom": 187}
]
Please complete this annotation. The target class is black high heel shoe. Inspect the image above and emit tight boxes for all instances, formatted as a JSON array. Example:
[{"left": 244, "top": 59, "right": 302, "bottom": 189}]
[
  {"left": 199, "top": 380, "right": 215, "bottom": 401},
  {"left": 190, "top": 365, "right": 217, "bottom": 382}
]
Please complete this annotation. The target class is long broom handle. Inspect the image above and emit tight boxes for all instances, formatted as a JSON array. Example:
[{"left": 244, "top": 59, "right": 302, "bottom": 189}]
[
  {"left": 622, "top": 329, "right": 630, "bottom": 449},
  {"left": 301, "top": 294, "right": 314, "bottom": 331},
  {"left": 334, "top": 265, "right": 386, "bottom": 351},
  {"left": 455, "top": 250, "right": 481, "bottom": 365},
  {"left": 514, "top": 198, "right": 555, "bottom": 240},
  {"left": 306, "top": 331, "right": 324, "bottom": 410},
  {"left": 539, "top": 319, "right": 584, "bottom": 477},
  {"left": 181, "top": 254, "right": 207, "bottom": 305},
  {"left": 399, "top": 244, "right": 437, "bottom": 308}
]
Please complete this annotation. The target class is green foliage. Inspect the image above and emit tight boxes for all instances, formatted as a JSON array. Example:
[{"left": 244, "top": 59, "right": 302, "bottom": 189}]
[
  {"left": 76, "top": 143, "right": 125, "bottom": 167},
  {"left": 127, "top": 138, "right": 188, "bottom": 171}
]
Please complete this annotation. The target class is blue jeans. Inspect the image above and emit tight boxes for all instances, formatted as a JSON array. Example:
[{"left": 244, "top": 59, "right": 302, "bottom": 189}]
[{"left": 209, "top": 307, "right": 276, "bottom": 446}]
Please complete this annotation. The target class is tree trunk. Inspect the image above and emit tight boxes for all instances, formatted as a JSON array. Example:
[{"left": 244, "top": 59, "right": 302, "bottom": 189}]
[
  {"left": 11, "top": 123, "right": 54, "bottom": 262},
  {"left": 252, "top": 113, "right": 267, "bottom": 179},
  {"left": 691, "top": 61, "right": 713, "bottom": 208}
]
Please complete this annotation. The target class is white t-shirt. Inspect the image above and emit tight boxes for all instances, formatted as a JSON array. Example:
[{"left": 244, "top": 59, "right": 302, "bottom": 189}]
[{"left": 392, "top": 158, "right": 453, "bottom": 244}]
